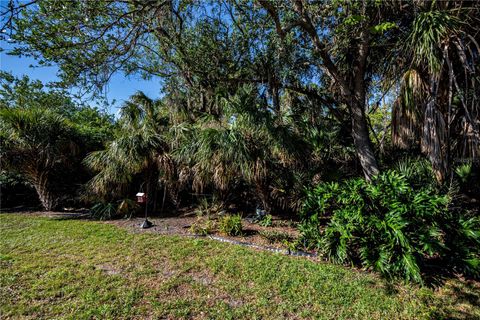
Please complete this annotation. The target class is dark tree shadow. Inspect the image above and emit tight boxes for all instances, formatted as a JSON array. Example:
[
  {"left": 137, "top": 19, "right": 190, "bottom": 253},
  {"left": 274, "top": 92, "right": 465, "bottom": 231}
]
[
  {"left": 428, "top": 279, "right": 480, "bottom": 320},
  {"left": 48, "top": 212, "right": 91, "bottom": 220}
]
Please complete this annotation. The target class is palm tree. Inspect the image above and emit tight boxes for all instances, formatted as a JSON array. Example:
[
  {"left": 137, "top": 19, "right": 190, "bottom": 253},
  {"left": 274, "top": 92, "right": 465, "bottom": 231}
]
[
  {"left": 391, "top": 2, "right": 480, "bottom": 183},
  {"left": 172, "top": 85, "right": 305, "bottom": 212},
  {"left": 0, "top": 108, "right": 79, "bottom": 210},
  {"left": 84, "top": 92, "right": 169, "bottom": 212}
]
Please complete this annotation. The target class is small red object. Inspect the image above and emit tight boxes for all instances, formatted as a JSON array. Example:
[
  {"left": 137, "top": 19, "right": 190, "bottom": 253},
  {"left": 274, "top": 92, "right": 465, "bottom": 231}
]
[{"left": 136, "top": 192, "right": 147, "bottom": 203}]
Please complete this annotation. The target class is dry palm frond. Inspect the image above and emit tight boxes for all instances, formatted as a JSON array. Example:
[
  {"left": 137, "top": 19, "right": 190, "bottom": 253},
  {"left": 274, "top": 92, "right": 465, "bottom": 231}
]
[
  {"left": 392, "top": 69, "right": 427, "bottom": 149},
  {"left": 177, "top": 166, "right": 192, "bottom": 189},
  {"left": 459, "top": 117, "right": 480, "bottom": 159},
  {"left": 390, "top": 2, "right": 480, "bottom": 182},
  {"left": 421, "top": 100, "right": 447, "bottom": 182},
  {"left": 157, "top": 153, "right": 176, "bottom": 181}
]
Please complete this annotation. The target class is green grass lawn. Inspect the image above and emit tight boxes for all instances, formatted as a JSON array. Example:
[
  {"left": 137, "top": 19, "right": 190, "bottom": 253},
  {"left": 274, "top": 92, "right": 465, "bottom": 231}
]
[{"left": 1, "top": 214, "right": 479, "bottom": 319}]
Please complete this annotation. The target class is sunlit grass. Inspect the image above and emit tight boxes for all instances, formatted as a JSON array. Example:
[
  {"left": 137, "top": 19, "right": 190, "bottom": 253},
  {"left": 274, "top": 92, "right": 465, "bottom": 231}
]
[{"left": 0, "top": 214, "right": 478, "bottom": 319}]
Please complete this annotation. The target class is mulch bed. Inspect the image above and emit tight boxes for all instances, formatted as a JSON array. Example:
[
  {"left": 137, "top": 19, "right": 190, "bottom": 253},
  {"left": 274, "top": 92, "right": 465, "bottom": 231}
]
[{"left": 105, "top": 214, "right": 300, "bottom": 250}]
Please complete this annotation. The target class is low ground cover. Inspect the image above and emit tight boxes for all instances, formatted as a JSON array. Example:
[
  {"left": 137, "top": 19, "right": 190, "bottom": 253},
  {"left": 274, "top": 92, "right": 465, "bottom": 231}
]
[{"left": 1, "top": 213, "right": 479, "bottom": 319}]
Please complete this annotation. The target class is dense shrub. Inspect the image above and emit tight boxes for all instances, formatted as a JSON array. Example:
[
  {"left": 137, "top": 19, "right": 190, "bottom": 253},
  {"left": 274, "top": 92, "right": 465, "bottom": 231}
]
[
  {"left": 218, "top": 214, "right": 243, "bottom": 236},
  {"left": 300, "top": 169, "right": 480, "bottom": 283},
  {"left": 440, "top": 210, "right": 480, "bottom": 277}
]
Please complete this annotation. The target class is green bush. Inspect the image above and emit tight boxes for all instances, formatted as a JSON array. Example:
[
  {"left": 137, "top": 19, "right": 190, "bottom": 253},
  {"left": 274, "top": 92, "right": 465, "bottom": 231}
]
[
  {"left": 258, "top": 214, "right": 273, "bottom": 227},
  {"left": 90, "top": 202, "right": 118, "bottom": 220},
  {"left": 440, "top": 211, "right": 480, "bottom": 277},
  {"left": 190, "top": 218, "right": 216, "bottom": 235},
  {"left": 455, "top": 162, "right": 472, "bottom": 184},
  {"left": 296, "top": 217, "right": 322, "bottom": 251},
  {"left": 300, "top": 169, "right": 480, "bottom": 283},
  {"left": 218, "top": 214, "right": 243, "bottom": 236}
]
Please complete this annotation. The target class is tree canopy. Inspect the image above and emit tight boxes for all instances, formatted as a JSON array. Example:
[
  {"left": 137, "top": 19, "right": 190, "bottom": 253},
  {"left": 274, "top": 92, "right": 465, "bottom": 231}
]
[{"left": 2, "top": 0, "right": 479, "bottom": 184}]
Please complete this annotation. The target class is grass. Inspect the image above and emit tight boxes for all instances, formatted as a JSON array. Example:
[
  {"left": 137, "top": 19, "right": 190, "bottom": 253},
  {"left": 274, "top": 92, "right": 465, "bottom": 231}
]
[{"left": 0, "top": 214, "right": 478, "bottom": 319}]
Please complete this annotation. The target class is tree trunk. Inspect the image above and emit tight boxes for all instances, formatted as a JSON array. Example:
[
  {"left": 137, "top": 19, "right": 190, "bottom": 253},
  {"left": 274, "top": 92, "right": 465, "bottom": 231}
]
[
  {"left": 351, "top": 100, "right": 380, "bottom": 181},
  {"left": 350, "top": 26, "right": 380, "bottom": 182},
  {"left": 32, "top": 171, "right": 58, "bottom": 211},
  {"left": 160, "top": 184, "right": 167, "bottom": 217},
  {"left": 145, "top": 165, "right": 158, "bottom": 215},
  {"left": 263, "top": 0, "right": 380, "bottom": 181},
  {"left": 421, "top": 99, "right": 447, "bottom": 184}
]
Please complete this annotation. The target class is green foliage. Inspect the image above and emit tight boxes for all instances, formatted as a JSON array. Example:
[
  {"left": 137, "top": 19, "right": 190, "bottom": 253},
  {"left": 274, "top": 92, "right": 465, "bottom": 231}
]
[
  {"left": 406, "top": 10, "right": 460, "bottom": 73},
  {"left": 0, "top": 171, "right": 38, "bottom": 207},
  {"left": 394, "top": 157, "right": 436, "bottom": 189},
  {"left": 0, "top": 107, "right": 80, "bottom": 209},
  {"left": 441, "top": 212, "right": 480, "bottom": 277},
  {"left": 0, "top": 3, "right": 478, "bottom": 288},
  {"left": 70, "top": 107, "right": 115, "bottom": 147},
  {"left": 370, "top": 21, "right": 397, "bottom": 34},
  {"left": 455, "top": 163, "right": 472, "bottom": 184},
  {"left": 0, "top": 72, "right": 77, "bottom": 113},
  {"left": 343, "top": 15, "right": 364, "bottom": 26},
  {"left": 90, "top": 202, "right": 118, "bottom": 220},
  {"left": 218, "top": 214, "right": 243, "bottom": 236},
  {"left": 296, "top": 218, "right": 323, "bottom": 251},
  {"left": 258, "top": 214, "right": 273, "bottom": 227},
  {"left": 0, "top": 73, "right": 115, "bottom": 209},
  {"left": 300, "top": 169, "right": 479, "bottom": 283},
  {"left": 83, "top": 92, "right": 167, "bottom": 201},
  {"left": 189, "top": 218, "right": 216, "bottom": 236}
]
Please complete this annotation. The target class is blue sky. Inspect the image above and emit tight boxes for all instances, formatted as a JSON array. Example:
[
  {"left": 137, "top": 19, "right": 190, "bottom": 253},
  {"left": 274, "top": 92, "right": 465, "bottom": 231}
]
[{"left": 0, "top": 41, "right": 162, "bottom": 115}]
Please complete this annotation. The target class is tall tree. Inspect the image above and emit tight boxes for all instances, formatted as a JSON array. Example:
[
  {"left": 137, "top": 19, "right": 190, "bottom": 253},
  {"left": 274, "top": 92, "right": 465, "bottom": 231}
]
[{"left": 253, "top": 0, "right": 388, "bottom": 179}]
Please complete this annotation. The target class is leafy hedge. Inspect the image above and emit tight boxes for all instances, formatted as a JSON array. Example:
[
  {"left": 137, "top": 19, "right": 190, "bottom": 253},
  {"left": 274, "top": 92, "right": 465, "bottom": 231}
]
[{"left": 300, "top": 169, "right": 480, "bottom": 283}]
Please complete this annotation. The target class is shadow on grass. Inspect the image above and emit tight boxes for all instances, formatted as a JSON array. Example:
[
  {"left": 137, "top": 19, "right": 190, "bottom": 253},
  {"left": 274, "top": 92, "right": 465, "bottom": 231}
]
[
  {"left": 385, "top": 261, "right": 480, "bottom": 319},
  {"left": 374, "top": 270, "right": 479, "bottom": 319},
  {"left": 428, "top": 278, "right": 480, "bottom": 320},
  {"left": 0, "top": 207, "right": 92, "bottom": 220},
  {"left": 0, "top": 206, "right": 42, "bottom": 213},
  {"left": 48, "top": 212, "right": 91, "bottom": 220}
]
